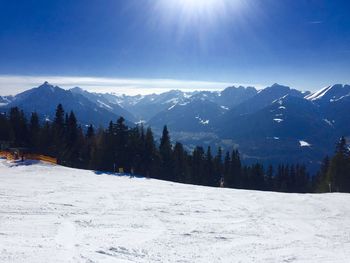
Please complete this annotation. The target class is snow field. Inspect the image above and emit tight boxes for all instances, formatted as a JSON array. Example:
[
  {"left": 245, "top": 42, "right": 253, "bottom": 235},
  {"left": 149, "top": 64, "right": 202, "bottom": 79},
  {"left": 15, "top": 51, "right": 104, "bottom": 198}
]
[{"left": 0, "top": 159, "right": 350, "bottom": 262}]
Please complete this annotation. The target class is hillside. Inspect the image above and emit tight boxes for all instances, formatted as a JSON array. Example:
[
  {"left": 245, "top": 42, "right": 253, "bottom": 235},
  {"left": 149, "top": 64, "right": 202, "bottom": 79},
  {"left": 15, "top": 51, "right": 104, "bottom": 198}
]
[{"left": 1, "top": 159, "right": 350, "bottom": 262}]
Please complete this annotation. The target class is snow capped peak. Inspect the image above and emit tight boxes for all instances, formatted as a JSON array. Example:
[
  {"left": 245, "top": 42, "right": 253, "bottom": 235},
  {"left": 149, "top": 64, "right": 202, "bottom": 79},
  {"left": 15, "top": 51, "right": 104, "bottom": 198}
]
[
  {"left": 37, "top": 81, "right": 57, "bottom": 92},
  {"left": 305, "top": 85, "right": 332, "bottom": 101},
  {"left": 271, "top": 83, "right": 287, "bottom": 88},
  {"left": 306, "top": 84, "right": 350, "bottom": 102}
]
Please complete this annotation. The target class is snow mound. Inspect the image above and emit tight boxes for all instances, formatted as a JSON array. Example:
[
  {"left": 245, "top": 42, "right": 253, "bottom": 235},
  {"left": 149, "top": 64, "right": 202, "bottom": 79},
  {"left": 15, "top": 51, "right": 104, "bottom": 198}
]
[
  {"left": 299, "top": 140, "right": 312, "bottom": 147},
  {"left": 1, "top": 159, "right": 350, "bottom": 262}
]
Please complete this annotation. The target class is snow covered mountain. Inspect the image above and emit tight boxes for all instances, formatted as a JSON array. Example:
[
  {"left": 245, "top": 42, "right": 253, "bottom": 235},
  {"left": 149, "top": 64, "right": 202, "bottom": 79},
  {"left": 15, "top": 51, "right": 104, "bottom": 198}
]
[
  {"left": 95, "top": 86, "right": 257, "bottom": 122},
  {"left": 1, "top": 82, "right": 349, "bottom": 171},
  {"left": 218, "top": 95, "right": 334, "bottom": 168},
  {"left": 1, "top": 82, "right": 134, "bottom": 127},
  {"left": 305, "top": 84, "right": 350, "bottom": 104},
  {"left": 207, "top": 84, "right": 350, "bottom": 169},
  {"left": 220, "top": 83, "right": 306, "bottom": 119},
  {"left": 121, "top": 90, "right": 191, "bottom": 121},
  {"left": 70, "top": 87, "right": 136, "bottom": 122},
  {"left": 307, "top": 84, "right": 350, "bottom": 139},
  {"left": 1, "top": 159, "right": 350, "bottom": 262},
  {"left": 148, "top": 99, "right": 226, "bottom": 132}
]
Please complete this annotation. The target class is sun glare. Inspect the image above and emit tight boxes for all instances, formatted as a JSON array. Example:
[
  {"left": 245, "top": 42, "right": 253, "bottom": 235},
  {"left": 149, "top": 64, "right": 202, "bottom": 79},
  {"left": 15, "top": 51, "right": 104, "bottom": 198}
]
[
  {"left": 176, "top": 0, "right": 221, "bottom": 11},
  {"left": 154, "top": 0, "right": 243, "bottom": 28}
]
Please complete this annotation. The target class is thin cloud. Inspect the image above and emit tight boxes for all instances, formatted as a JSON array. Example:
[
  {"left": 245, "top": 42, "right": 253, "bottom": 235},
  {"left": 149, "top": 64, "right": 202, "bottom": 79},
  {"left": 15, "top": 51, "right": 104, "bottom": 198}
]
[
  {"left": 0, "top": 75, "right": 262, "bottom": 96},
  {"left": 309, "top": 21, "right": 323, "bottom": 24}
]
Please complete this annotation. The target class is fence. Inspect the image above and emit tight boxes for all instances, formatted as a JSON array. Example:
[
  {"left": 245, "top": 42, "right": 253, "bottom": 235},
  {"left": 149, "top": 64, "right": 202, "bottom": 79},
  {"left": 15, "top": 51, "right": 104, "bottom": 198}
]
[{"left": 0, "top": 151, "right": 57, "bottom": 164}]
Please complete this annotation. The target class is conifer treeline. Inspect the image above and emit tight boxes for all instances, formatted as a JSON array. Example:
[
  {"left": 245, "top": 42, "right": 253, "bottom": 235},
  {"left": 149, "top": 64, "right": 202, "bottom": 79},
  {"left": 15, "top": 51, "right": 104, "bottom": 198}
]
[
  {"left": 0, "top": 105, "right": 349, "bottom": 193},
  {"left": 314, "top": 137, "right": 350, "bottom": 193}
]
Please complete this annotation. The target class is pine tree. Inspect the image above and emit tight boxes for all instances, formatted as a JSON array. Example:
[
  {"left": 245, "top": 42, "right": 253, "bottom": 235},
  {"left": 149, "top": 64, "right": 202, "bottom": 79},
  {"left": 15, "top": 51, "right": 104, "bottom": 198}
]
[
  {"left": 0, "top": 112, "right": 11, "bottom": 143},
  {"left": 223, "top": 151, "right": 231, "bottom": 187},
  {"left": 213, "top": 147, "right": 223, "bottom": 186},
  {"left": 9, "top": 107, "right": 28, "bottom": 146},
  {"left": 29, "top": 112, "right": 40, "bottom": 150},
  {"left": 86, "top": 125, "right": 95, "bottom": 139},
  {"left": 250, "top": 163, "right": 264, "bottom": 190},
  {"left": 327, "top": 137, "right": 350, "bottom": 192},
  {"left": 266, "top": 165, "right": 274, "bottom": 191},
  {"left": 204, "top": 146, "right": 215, "bottom": 186},
  {"left": 173, "top": 142, "right": 188, "bottom": 183},
  {"left": 115, "top": 117, "right": 129, "bottom": 171},
  {"left": 159, "top": 125, "right": 174, "bottom": 181},
  {"left": 144, "top": 127, "right": 157, "bottom": 177},
  {"left": 191, "top": 146, "right": 205, "bottom": 185},
  {"left": 52, "top": 104, "right": 65, "bottom": 158},
  {"left": 230, "top": 149, "right": 241, "bottom": 188}
]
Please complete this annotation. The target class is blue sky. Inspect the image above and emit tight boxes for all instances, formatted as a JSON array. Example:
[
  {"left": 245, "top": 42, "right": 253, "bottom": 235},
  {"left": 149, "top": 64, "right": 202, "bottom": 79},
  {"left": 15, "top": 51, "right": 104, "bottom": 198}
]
[{"left": 0, "top": 0, "right": 350, "bottom": 95}]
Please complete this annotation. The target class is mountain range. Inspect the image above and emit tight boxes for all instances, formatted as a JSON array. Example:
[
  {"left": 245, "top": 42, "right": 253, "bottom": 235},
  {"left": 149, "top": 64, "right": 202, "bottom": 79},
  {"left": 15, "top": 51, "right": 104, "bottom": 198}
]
[{"left": 1, "top": 81, "right": 349, "bottom": 172}]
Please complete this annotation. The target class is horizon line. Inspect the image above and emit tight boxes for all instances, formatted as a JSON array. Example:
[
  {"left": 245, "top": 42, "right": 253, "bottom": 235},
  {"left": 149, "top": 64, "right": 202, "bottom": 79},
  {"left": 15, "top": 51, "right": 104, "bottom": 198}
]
[
  {"left": 0, "top": 74, "right": 266, "bottom": 96},
  {"left": 0, "top": 74, "right": 338, "bottom": 96}
]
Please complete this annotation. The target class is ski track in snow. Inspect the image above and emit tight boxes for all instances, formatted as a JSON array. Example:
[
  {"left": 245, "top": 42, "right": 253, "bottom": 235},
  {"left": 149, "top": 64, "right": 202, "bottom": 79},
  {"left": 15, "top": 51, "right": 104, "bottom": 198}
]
[{"left": 1, "top": 159, "right": 350, "bottom": 262}]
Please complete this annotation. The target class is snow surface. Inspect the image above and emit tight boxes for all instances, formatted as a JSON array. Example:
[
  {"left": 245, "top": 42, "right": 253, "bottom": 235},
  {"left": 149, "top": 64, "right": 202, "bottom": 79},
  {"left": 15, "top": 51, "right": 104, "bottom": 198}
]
[
  {"left": 299, "top": 140, "right": 312, "bottom": 147},
  {"left": 324, "top": 119, "right": 334, "bottom": 127},
  {"left": 273, "top": 118, "right": 284, "bottom": 123},
  {"left": 306, "top": 86, "right": 332, "bottom": 101},
  {"left": 97, "top": 100, "right": 113, "bottom": 110},
  {"left": 1, "top": 159, "right": 350, "bottom": 263},
  {"left": 195, "top": 116, "right": 210, "bottom": 125},
  {"left": 168, "top": 104, "right": 177, "bottom": 110}
]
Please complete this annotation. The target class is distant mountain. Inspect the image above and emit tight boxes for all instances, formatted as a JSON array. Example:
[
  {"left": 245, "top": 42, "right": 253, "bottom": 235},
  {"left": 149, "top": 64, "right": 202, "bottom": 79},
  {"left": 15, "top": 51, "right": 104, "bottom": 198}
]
[
  {"left": 117, "top": 90, "right": 191, "bottom": 121},
  {"left": 307, "top": 84, "right": 350, "bottom": 138},
  {"left": 0, "top": 95, "right": 13, "bottom": 106},
  {"left": 305, "top": 84, "right": 350, "bottom": 104},
  {"left": 217, "top": 95, "right": 335, "bottom": 169},
  {"left": 1, "top": 82, "right": 133, "bottom": 127},
  {"left": 70, "top": 87, "right": 136, "bottom": 122},
  {"left": 220, "top": 84, "right": 305, "bottom": 119},
  {"left": 2, "top": 81, "right": 349, "bottom": 173},
  {"left": 217, "top": 86, "right": 258, "bottom": 107},
  {"left": 145, "top": 86, "right": 257, "bottom": 133},
  {"left": 96, "top": 86, "right": 257, "bottom": 122},
  {"left": 148, "top": 99, "right": 226, "bottom": 132}
]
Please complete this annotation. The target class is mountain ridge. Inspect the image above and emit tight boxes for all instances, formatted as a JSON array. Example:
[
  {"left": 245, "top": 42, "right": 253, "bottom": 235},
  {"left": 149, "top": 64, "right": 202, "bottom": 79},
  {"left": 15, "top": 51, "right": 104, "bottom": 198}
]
[{"left": 1, "top": 81, "right": 349, "bottom": 172}]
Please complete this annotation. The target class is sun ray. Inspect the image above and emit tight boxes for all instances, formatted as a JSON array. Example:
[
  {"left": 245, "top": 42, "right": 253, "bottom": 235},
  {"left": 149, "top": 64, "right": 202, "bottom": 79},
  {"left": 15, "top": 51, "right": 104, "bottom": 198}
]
[{"left": 152, "top": 0, "right": 247, "bottom": 37}]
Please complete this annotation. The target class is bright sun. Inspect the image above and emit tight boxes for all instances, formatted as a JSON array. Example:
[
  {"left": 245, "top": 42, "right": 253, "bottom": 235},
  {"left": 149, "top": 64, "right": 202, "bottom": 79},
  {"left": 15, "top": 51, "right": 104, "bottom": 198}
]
[
  {"left": 155, "top": 0, "right": 243, "bottom": 27},
  {"left": 152, "top": 0, "right": 247, "bottom": 42},
  {"left": 177, "top": 0, "right": 220, "bottom": 9},
  {"left": 169, "top": 0, "right": 227, "bottom": 16}
]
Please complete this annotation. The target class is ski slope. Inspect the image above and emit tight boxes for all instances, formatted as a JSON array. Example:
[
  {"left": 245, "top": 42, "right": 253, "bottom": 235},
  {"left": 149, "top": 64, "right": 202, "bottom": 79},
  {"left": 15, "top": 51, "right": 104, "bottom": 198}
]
[{"left": 1, "top": 159, "right": 350, "bottom": 263}]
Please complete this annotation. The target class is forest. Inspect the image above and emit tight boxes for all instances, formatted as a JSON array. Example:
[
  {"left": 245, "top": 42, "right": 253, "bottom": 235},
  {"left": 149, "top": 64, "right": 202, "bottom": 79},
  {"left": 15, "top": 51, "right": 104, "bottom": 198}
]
[{"left": 0, "top": 104, "right": 349, "bottom": 193}]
